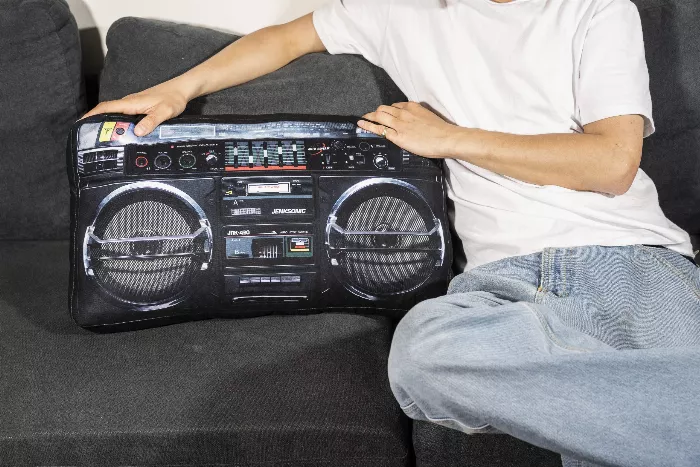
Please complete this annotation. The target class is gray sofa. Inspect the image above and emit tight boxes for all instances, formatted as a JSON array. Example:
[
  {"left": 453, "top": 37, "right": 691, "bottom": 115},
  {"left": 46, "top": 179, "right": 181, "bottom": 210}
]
[{"left": 1, "top": 0, "right": 697, "bottom": 466}]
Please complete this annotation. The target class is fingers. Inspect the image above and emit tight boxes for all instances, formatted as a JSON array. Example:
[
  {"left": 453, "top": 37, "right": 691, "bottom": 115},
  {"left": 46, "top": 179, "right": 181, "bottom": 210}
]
[
  {"left": 392, "top": 102, "right": 422, "bottom": 110},
  {"left": 376, "top": 105, "right": 400, "bottom": 118},
  {"left": 361, "top": 109, "right": 397, "bottom": 129},
  {"left": 134, "top": 107, "right": 173, "bottom": 137},
  {"left": 80, "top": 99, "right": 137, "bottom": 120},
  {"left": 359, "top": 103, "right": 410, "bottom": 138},
  {"left": 392, "top": 101, "right": 426, "bottom": 117},
  {"left": 377, "top": 102, "right": 420, "bottom": 122},
  {"left": 357, "top": 119, "right": 399, "bottom": 139},
  {"left": 80, "top": 106, "right": 101, "bottom": 120},
  {"left": 356, "top": 102, "right": 421, "bottom": 134},
  {"left": 79, "top": 93, "right": 181, "bottom": 137}
]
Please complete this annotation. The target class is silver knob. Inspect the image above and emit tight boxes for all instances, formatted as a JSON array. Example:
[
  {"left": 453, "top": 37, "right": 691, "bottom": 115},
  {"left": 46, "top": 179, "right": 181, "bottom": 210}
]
[{"left": 373, "top": 155, "right": 388, "bottom": 169}]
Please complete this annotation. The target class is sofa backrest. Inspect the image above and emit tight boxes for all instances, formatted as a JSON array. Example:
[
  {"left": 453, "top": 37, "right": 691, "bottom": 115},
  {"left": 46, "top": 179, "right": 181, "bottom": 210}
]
[
  {"left": 634, "top": 0, "right": 700, "bottom": 249},
  {"left": 99, "top": 17, "right": 406, "bottom": 118},
  {"left": 0, "top": 0, "right": 84, "bottom": 240}
]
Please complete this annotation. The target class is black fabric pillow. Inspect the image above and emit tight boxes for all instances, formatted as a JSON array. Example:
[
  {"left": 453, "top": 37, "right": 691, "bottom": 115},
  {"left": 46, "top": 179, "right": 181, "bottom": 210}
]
[
  {"left": 99, "top": 17, "right": 406, "bottom": 116},
  {"left": 0, "top": 0, "right": 84, "bottom": 240},
  {"left": 633, "top": 0, "right": 700, "bottom": 245}
]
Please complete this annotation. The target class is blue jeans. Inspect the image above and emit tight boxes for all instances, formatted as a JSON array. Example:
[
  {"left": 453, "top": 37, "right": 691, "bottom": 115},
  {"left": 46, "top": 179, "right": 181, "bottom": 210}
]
[{"left": 388, "top": 245, "right": 700, "bottom": 467}]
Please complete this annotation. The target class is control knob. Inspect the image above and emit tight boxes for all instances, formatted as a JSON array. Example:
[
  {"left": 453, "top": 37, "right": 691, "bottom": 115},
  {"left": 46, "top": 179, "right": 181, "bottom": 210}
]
[
  {"left": 205, "top": 151, "right": 218, "bottom": 166},
  {"left": 134, "top": 156, "right": 149, "bottom": 168},
  {"left": 154, "top": 154, "right": 172, "bottom": 170},
  {"left": 359, "top": 142, "right": 371, "bottom": 152},
  {"left": 179, "top": 153, "right": 197, "bottom": 169},
  {"left": 373, "top": 155, "right": 388, "bottom": 169}
]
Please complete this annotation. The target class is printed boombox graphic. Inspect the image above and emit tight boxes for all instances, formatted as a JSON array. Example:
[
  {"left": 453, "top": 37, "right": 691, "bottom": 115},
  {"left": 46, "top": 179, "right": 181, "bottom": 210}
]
[{"left": 68, "top": 114, "right": 452, "bottom": 330}]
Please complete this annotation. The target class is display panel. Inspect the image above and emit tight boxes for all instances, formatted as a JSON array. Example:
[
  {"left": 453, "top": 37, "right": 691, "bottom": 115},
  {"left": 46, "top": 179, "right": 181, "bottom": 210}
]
[
  {"left": 78, "top": 119, "right": 382, "bottom": 151},
  {"left": 248, "top": 182, "right": 291, "bottom": 195}
]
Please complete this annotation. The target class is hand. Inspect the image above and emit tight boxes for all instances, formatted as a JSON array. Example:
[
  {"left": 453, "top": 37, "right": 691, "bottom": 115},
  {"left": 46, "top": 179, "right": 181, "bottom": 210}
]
[
  {"left": 358, "top": 102, "right": 465, "bottom": 159},
  {"left": 81, "top": 81, "right": 190, "bottom": 136}
]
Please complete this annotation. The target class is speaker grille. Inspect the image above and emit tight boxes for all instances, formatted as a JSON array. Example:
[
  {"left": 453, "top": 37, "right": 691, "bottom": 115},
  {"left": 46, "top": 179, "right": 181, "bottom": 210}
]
[
  {"left": 85, "top": 184, "right": 211, "bottom": 308},
  {"left": 327, "top": 180, "right": 443, "bottom": 299},
  {"left": 347, "top": 196, "right": 426, "bottom": 235}
]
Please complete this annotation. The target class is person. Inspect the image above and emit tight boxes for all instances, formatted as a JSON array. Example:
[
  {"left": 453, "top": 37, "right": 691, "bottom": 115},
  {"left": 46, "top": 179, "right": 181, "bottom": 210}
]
[{"left": 83, "top": 0, "right": 700, "bottom": 465}]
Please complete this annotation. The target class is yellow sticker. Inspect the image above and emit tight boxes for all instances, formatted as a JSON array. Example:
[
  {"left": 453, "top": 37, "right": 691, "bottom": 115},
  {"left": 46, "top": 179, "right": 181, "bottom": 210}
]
[{"left": 99, "top": 122, "right": 117, "bottom": 142}]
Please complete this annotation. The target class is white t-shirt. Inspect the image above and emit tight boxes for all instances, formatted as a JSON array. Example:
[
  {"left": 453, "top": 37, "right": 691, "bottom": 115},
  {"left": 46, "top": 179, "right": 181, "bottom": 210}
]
[{"left": 313, "top": 0, "right": 694, "bottom": 271}]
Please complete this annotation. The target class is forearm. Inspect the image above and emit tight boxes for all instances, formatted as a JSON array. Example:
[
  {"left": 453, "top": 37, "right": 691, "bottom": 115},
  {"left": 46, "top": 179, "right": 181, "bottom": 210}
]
[
  {"left": 449, "top": 127, "right": 641, "bottom": 195},
  {"left": 160, "top": 14, "right": 325, "bottom": 101},
  {"left": 359, "top": 105, "right": 644, "bottom": 196},
  {"left": 176, "top": 27, "right": 301, "bottom": 99},
  {"left": 84, "top": 14, "right": 328, "bottom": 134}
]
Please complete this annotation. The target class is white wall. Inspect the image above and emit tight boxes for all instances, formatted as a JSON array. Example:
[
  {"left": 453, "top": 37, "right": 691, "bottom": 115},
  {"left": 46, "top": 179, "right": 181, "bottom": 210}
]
[{"left": 67, "top": 0, "right": 330, "bottom": 67}]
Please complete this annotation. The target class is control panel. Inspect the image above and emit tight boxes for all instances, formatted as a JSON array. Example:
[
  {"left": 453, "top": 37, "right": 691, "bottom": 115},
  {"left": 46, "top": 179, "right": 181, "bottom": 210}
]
[
  {"left": 128, "top": 142, "right": 225, "bottom": 175},
  {"left": 124, "top": 139, "right": 407, "bottom": 174},
  {"left": 75, "top": 118, "right": 441, "bottom": 177},
  {"left": 302, "top": 139, "right": 400, "bottom": 171}
]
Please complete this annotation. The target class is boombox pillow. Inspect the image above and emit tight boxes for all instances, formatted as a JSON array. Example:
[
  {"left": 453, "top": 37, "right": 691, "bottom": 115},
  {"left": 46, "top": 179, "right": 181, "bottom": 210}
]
[{"left": 68, "top": 114, "right": 452, "bottom": 330}]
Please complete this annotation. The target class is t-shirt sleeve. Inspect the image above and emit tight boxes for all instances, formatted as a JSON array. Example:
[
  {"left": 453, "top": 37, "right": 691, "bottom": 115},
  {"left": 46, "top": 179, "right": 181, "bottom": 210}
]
[
  {"left": 577, "top": 0, "right": 656, "bottom": 137},
  {"left": 312, "top": 0, "right": 392, "bottom": 66}
]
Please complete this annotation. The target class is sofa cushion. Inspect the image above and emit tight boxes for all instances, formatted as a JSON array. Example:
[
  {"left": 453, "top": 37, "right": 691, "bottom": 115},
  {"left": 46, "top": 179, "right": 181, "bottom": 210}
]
[
  {"left": 99, "top": 17, "right": 406, "bottom": 117},
  {"left": 0, "top": 241, "right": 410, "bottom": 466},
  {"left": 0, "top": 0, "right": 84, "bottom": 240},
  {"left": 412, "top": 422, "right": 562, "bottom": 467},
  {"left": 634, "top": 0, "right": 700, "bottom": 238}
]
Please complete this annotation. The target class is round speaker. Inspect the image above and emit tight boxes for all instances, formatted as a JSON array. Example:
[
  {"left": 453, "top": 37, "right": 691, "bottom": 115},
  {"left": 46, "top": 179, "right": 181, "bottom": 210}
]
[
  {"left": 326, "top": 178, "right": 445, "bottom": 300},
  {"left": 83, "top": 182, "right": 213, "bottom": 310}
]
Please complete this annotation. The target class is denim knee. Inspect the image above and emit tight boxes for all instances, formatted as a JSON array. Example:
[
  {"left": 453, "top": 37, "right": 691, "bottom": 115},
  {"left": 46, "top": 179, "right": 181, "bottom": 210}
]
[
  {"left": 387, "top": 298, "right": 445, "bottom": 406},
  {"left": 388, "top": 293, "right": 497, "bottom": 384},
  {"left": 387, "top": 296, "right": 500, "bottom": 433}
]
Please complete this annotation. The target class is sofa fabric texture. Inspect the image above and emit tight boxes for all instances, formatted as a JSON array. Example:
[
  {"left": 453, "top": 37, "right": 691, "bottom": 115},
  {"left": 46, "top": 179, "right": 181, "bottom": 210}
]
[
  {"left": 0, "top": 0, "right": 84, "bottom": 240},
  {"left": 635, "top": 0, "right": 700, "bottom": 242},
  {"left": 0, "top": 240, "right": 411, "bottom": 466},
  {"left": 99, "top": 17, "right": 406, "bottom": 118},
  {"left": 412, "top": 422, "right": 562, "bottom": 467}
]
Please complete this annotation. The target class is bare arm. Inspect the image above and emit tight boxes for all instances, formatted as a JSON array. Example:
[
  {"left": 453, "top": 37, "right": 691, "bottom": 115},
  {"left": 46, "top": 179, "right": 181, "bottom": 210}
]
[
  {"left": 360, "top": 103, "right": 644, "bottom": 196},
  {"left": 83, "top": 13, "right": 326, "bottom": 136},
  {"left": 448, "top": 115, "right": 644, "bottom": 196}
]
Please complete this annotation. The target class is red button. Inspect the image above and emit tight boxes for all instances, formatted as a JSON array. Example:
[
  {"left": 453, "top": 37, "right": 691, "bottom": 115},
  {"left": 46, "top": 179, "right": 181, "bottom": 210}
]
[{"left": 112, "top": 122, "right": 131, "bottom": 141}]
